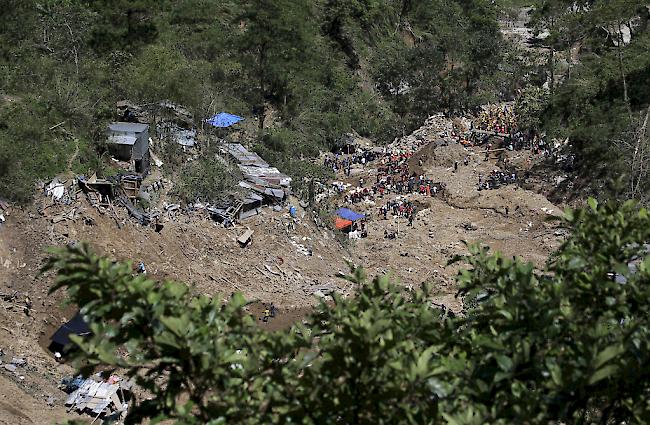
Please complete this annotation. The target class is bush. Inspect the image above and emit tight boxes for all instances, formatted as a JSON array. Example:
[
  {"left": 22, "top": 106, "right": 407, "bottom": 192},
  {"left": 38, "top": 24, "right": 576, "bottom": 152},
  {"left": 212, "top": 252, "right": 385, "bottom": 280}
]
[
  {"left": 46, "top": 199, "right": 650, "bottom": 424},
  {"left": 170, "top": 156, "right": 241, "bottom": 204},
  {"left": 0, "top": 100, "right": 77, "bottom": 203}
]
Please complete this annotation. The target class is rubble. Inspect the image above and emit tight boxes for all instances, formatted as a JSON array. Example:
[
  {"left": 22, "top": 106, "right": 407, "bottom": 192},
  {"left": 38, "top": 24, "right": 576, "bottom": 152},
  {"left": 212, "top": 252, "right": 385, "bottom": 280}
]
[
  {"left": 62, "top": 374, "right": 131, "bottom": 420},
  {"left": 11, "top": 357, "right": 26, "bottom": 366},
  {"left": 460, "top": 222, "right": 478, "bottom": 231},
  {"left": 0, "top": 102, "right": 569, "bottom": 422},
  {"left": 158, "top": 122, "right": 197, "bottom": 149},
  {"left": 391, "top": 112, "right": 458, "bottom": 152}
]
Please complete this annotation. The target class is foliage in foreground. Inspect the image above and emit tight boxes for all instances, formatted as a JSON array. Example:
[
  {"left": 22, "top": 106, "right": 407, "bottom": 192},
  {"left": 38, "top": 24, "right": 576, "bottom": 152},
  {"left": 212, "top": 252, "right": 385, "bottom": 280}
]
[{"left": 45, "top": 199, "right": 650, "bottom": 424}]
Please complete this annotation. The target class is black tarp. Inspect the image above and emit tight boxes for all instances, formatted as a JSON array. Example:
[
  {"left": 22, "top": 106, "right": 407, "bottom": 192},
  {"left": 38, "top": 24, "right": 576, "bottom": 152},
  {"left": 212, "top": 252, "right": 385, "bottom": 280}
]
[{"left": 49, "top": 312, "right": 91, "bottom": 354}]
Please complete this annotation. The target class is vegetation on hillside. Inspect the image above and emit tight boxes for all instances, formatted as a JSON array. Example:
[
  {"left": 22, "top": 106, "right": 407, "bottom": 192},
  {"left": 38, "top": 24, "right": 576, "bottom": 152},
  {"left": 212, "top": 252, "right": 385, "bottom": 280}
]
[
  {"left": 47, "top": 199, "right": 650, "bottom": 424},
  {"left": 1, "top": 1, "right": 649, "bottom": 205},
  {"left": 0, "top": 0, "right": 509, "bottom": 204},
  {"left": 530, "top": 0, "right": 650, "bottom": 202}
]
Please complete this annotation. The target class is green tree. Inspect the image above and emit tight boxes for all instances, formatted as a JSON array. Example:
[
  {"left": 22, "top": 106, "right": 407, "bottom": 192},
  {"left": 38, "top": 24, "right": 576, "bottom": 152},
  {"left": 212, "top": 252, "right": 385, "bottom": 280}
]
[
  {"left": 588, "top": 0, "right": 648, "bottom": 119},
  {"left": 46, "top": 199, "right": 650, "bottom": 424},
  {"left": 86, "top": 0, "right": 159, "bottom": 54},
  {"left": 515, "top": 85, "right": 549, "bottom": 131},
  {"left": 171, "top": 156, "right": 241, "bottom": 204},
  {"left": 237, "top": 0, "right": 316, "bottom": 130}
]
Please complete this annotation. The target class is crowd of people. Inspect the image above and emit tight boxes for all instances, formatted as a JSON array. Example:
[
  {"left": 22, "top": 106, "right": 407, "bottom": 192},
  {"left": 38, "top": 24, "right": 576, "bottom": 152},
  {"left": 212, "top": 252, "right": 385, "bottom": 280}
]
[
  {"left": 345, "top": 174, "right": 447, "bottom": 202},
  {"left": 323, "top": 155, "right": 352, "bottom": 175},
  {"left": 320, "top": 102, "right": 569, "bottom": 239},
  {"left": 344, "top": 188, "right": 374, "bottom": 204},
  {"left": 323, "top": 148, "right": 383, "bottom": 175},
  {"left": 475, "top": 104, "right": 518, "bottom": 135},
  {"left": 373, "top": 151, "right": 446, "bottom": 198},
  {"left": 472, "top": 105, "right": 557, "bottom": 159},
  {"left": 379, "top": 198, "right": 418, "bottom": 227},
  {"left": 478, "top": 169, "right": 518, "bottom": 191}
]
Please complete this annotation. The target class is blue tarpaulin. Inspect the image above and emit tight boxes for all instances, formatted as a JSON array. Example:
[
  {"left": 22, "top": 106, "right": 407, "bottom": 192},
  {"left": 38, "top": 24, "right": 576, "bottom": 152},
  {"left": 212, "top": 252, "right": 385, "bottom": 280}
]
[
  {"left": 335, "top": 207, "right": 365, "bottom": 222},
  {"left": 206, "top": 112, "right": 244, "bottom": 128}
]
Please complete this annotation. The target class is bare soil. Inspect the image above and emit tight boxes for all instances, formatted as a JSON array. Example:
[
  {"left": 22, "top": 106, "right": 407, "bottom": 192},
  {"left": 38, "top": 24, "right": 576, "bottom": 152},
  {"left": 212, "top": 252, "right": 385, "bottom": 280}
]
[{"left": 0, "top": 115, "right": 564, "bottom": 423}]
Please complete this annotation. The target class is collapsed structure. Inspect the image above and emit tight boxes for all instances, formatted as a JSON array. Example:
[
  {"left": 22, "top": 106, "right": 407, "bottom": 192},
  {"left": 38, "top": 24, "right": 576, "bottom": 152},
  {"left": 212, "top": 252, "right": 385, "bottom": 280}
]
[
  {"left": 208, "top": 143, "right": 292, "bottom": 222},
  {"left": 63, "top": 374, "right": 132, "bottom": 420}
]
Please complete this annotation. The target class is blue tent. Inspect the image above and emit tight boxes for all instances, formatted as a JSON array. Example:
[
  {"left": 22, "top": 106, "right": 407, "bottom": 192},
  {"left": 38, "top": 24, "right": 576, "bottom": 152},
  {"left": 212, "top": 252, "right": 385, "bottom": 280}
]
[
  {"left": 206, "top": 112, "right": 244, "bottom": 128},
  {"left": 335, "top": 207, "right": 365, "bottom": 222}
]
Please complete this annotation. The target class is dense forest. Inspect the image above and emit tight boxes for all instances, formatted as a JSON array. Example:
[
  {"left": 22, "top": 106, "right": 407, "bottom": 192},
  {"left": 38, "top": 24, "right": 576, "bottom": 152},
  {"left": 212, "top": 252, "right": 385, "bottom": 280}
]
[
  {"left": 531, "top": 0, "right": 650, "bottom": 203},
  {"left": 0, "top": 0, "right": 649, "bottom": 202}
]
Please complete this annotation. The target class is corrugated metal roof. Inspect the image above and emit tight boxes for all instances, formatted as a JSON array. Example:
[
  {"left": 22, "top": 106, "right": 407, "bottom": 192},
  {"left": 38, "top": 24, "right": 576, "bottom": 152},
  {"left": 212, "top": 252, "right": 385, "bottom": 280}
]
[
  {"left": 65, "top": 377, "right": 121, "bottom": 415},
  {"left": 108, "top": 135, "right": 137, "bottom": 146},
  {"left": 264, "top": 188, "right": 285, "bottom": 199},
  {"left": 238, "top": 165, "right": 286, "bottom": 177},
  {"left": 239, "top": 165, "right": 292, "bottom": 186},
  {"left": 108, "top": 122, "right": 149, "bottom": 133},
  {"left": 225, "top": 143, "right": 269, "bottom": 167}
]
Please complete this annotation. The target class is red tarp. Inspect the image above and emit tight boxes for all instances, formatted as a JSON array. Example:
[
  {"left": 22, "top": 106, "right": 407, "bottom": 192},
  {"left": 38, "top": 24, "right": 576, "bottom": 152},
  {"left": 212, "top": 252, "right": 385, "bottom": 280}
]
[{"left": 335, "top": 217, "right": 353, "bottom": 230}]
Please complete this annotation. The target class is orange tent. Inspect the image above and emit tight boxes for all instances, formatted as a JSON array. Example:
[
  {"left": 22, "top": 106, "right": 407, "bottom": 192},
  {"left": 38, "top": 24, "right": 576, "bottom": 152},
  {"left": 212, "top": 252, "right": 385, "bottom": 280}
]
[{"left": 334, "top": 217, "right": 353, "bottom": 230}]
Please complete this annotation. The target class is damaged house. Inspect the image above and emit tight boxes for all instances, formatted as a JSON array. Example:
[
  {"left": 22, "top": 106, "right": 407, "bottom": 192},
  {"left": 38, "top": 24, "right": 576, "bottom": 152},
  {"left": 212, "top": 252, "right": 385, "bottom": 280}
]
[
  {"left": 209, "top": 143, "right": 291, "bottom": 222},
  {"left": 106, "top": 122, "right": 151, "bottom": 175},
  {"left": 224, "top": 143, "right": 292, "bottom": 189}
]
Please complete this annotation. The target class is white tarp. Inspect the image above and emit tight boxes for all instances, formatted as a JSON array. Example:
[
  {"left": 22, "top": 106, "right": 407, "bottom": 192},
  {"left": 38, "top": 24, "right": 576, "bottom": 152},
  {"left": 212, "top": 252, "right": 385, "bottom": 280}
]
[
  {"left": 65, "top": 376, "right": 126, "bottom": 416},
  {"left": 46, "top": 179, "right": 65, "bottom": 200}
]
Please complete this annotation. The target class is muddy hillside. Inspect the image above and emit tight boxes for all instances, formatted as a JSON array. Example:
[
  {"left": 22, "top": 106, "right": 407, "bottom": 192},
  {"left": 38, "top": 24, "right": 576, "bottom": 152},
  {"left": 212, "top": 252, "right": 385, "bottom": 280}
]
[{"left": 0, "top": 108, "right": 565, "bottom": 423}]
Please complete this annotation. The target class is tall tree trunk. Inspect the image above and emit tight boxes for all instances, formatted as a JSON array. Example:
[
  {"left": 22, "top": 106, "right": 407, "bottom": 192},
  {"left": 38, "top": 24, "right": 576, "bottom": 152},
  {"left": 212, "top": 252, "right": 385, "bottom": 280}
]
[
  {"left": 616, "top": 21, "right": 633, "bottom": 121},
  {"left": 259, "top": 47, "right": 266, "bottom": 131},
  {"left": 548, "top": 18, "right": 556, "bottom": 100},
  {"left": 566, "top": 44, "right": 572, "bottom": 81},
  {"left": 548, "top": 48, "right": 555, "bottom": 99},
  {"left": 630, "top": 106, "right": 650, "bottom": 198}
]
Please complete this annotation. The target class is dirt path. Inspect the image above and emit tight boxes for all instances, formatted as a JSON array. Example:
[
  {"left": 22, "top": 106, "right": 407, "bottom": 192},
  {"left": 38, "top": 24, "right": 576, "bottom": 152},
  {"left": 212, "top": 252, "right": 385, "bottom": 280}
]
[{"left": 66, "top": 138, "right": 79, "bottom": 172}]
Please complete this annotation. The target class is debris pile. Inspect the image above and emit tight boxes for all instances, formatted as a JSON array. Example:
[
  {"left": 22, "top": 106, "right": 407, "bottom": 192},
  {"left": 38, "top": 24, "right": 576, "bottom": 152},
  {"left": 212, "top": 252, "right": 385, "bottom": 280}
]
[
  {"left": 158, "top": 121, "right": 197, "bottom": 149},
  {"left": 62, "top": 374, "right": 131, "bottom": 420},
  {"left": 2, "top": 356, "right": 26, "bottom": 375},
  {"left": 0, "top": 198, "right": 8, "bottom": 224},
  {"left": 207, "top": 143, "right": 292, "bottom": 222},
  {"left": 391, "top": 113, "right": 459, "bottom": 151}
]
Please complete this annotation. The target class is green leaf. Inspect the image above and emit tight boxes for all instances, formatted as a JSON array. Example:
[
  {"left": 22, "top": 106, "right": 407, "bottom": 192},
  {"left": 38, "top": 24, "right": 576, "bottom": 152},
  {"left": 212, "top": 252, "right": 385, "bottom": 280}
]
[
  {"left": 593, "top": 344, "right": 624, "bottom": 369},
  {"left": 495, "top": 354, "right": 513, "bottom": 372},
  {"left": 159, "top": 316, "right": 188, "bottom": 337},
  {"left": 588, "top": 364, "right": 619, "bottom": 385}
]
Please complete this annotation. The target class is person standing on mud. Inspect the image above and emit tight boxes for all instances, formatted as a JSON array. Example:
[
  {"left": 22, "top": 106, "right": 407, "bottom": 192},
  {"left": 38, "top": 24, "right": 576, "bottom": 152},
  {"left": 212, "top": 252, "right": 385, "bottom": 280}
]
[{"left": 485, "top": 143, "right": 492, "bottom": 161}]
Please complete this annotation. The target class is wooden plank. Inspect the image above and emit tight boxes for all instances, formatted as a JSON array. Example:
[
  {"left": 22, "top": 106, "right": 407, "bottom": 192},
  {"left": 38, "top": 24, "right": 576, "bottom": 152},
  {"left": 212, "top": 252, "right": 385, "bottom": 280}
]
[{"left": 237, "top": 229, "right": 254, "bottom": 246}]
